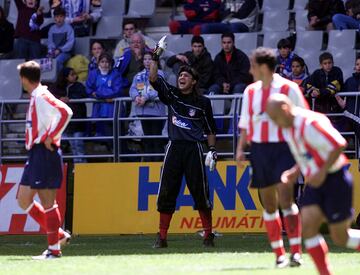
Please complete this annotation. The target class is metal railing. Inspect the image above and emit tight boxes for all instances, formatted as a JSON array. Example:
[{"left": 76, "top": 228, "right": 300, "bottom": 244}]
[{"left": 0, "top": 92, "right": 358, "bottom": 163}]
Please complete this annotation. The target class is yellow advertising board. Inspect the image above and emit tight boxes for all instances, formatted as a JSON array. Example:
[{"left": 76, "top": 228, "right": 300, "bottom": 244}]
[{"left": 73, "top": 160, "right": 360, "bottom": 235}]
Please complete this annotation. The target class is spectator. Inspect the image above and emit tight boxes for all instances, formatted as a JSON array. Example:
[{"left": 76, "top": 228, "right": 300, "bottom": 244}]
[
  {"left": 0, "top": 6, "right": 15, "bottom": 59},
  {"left": 307, "top": 0, "right": 345, "bottom": 31},
  {"left": 51, "top": 67, "right": 87, "bottom": 163},
  {"left": 88, "top": 40, "right": 105, "bottom": 71},
  {"left": 208, "top": 32, "right": 252, "bottom": 94},
  {"left": 333, "top": 0, "right": 360, "bottom": 30},
  {"left": 304, "top": 52, "right": 344, "bottom": 128},
  {"left": 47, "top": 7, "right": 75, "bottom": 72},
  {"left": 14, "top": 0, "right": 44, "bottom": 59},
  {"left": 113, "top": 21, "right": 156, "bottom": 59},
  {"left": 50, "top": 0, "right": 102, "bottom": 36},
  {"left": 275, "top": 38, "right": 298, "bottom": 78},
  {"left": 166, "top": 35, "right": 214, "bottom": 94},
  {"left": 334, "top": 56, "right": 360, "bottom": 146},
  {"left": 129, "top": 52, "right": 166, "bottom": 161},
  {"left": 86, "top": 53, "right": 126, "bottom": 142},
  {"left": 115, "top": 33, "right": 148, "bottom": 94},
  {"left": 288, "top": 56, "right": 309, "bottom": 91},
  {"left": 168, "top": 0, "right": 221, "bottom": 35},
  {"left": 200, "top": 0, "right": 259, "bottom": 34}
]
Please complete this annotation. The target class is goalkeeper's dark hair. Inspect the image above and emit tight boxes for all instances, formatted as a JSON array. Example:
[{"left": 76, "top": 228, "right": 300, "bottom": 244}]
[
  {"left": 319, "top": 52, "right": 333, "bottom": 64},
  {"left": 252, "top": 47, "right": 277, "bottom": 72}
]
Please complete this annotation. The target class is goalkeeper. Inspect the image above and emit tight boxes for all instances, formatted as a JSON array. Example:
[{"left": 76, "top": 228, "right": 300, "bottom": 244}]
[{"left": 149, "top": 37, "right": 217, "bottom": 249}]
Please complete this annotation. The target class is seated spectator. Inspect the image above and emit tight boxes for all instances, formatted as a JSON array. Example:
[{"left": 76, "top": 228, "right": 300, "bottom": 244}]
[
  {"left": 208, "top": 32, "right": 252, "bottom": 94},
  {"left": 200, "top": 0, "right": 259, "bottom": 34},
  {"left": 333, "top": 0, "right": 360, "bottom": 30},
  {"left": 130, "top": 52, "right": 166, "bottom": 162},
  {"left": 88, "top": 40, "right": 105, "bottom": 71},
  {"left": 307, "top": 0, "right": 345, "bottom": 31},
  {"left": 51, "top": 67, "right": 87, "bottom": 163},
  {"left": 288, "top": 56, "right": 309, "bottom": 91},
  {"left": 166, "top": 35, "right": 214, "bottom": 94},
  {"left": 50, "top": 0, "right": 102, "bottom": 36},
  {"left": 275, "top": 38, "right": 298, "bottom": 78},
  {"left": 113, "top": 21, "right": 156, "bottom": 59},
  {"left": 335, "top": 56, "right": 360, "bottom": 139},
  {"left": 47, "top": 7, "right": 75, "bottom": 72},
  {"left": 0, "top": 6, "right": 15, "bottom": 59},
  {"left": 115, "top": 33, "right": 149, "bottom": 94},
  {"left": 14, "top": 0, "right": 44, "bottom": 59},
  {"left": 304, "top": 52, "right": 344, "bottom": 128},
  {"left": 169, "top": 0, "right": 221, "bottom": 35},
  {"left": 86, "top": 53, "right": 126, "bottom": 142}
]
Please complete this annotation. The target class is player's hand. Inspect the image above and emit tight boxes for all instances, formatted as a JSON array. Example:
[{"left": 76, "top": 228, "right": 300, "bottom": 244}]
[
  {"left": 223, "top": 83, "right": 230, "bottom": 93},
  {"left": 311, "top": 88, "right": 320, "bottom": 98},
  {"left": 305, "top": 169, "right": 327, "bottom": 187},
  {"left": 281, "top": 165, "right": 300, "bottom": 184},
  {"left": 236, "top": 148, "right": 246, "bottom": 168},
  {"left": 205, "top": 146, "right": 217, "bottom": 171},
  {"left": 60, "top": 96, "right": 69, "bottom": 103},
  {"left": 176, "top": 55, "right": 189, "bottom": 64},
  {"left": 44, "top": 137, "right": 54, "bottom": 151},
  {"left": 335, "top": 95, "right": 346, "bottom": 110}
]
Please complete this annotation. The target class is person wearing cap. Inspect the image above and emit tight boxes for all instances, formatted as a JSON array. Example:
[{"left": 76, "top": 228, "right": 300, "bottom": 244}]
[{"left": 149, "top": 56, "right": 218, "bottom": 248}]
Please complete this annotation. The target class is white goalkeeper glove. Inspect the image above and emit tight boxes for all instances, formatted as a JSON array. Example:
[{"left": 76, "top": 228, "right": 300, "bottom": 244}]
[
  {"left": 205, "top": 146, "right": 217, "bottom": 171},
  {"left": 153, "top": 35, "right": 167, "bottom": 61}
]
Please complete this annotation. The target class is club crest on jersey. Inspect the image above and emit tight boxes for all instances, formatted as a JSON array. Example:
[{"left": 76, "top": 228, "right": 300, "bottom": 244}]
[{"left": 188, "top": 108, "right": 196, "bottom": 117}]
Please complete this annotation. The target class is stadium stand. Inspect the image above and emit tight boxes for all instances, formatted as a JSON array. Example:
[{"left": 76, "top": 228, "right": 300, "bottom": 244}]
[
  {"left": 0, "top": 59, "right": 24, "bottom": 100},
  {"left": 295, "top": 9, "right": 309, "bottom": 31},
  {"left": 292, "top": 0, "right": 308, "bottom": 10},
  {"left": 166, "top": 34, "right": 193, "bottom": 55},
  {"left": 295, "top": 48, "right": 323, "bottom": 74},
  {"left": 235, "top": 32, "right": 258, "bottom": 56},
  {"left": 73, "top": 37, "right": 91, "bottom": 57},
  {"left": 125, "top": 0, "right": 156, "bottom": 18},
  {"left": 262, "top": 11, "right": 290, "bottom": 32},
  {"left": 101, "top": 0, "right": 125, "bottom": 16},
  {"left": 295, "top": 31, "right": 323, "bottom": 52},
  {"left": 327, "top": 29, "right": 357, "bottom": 52},
  {"left": 201, "top": 34, "right": 222, "bottom": 59},
  {"left": 261, "top": 0, "right": 289, "bottom": 11},
  {"left": 94, "top": 15, "right": 123, "bottom": 38}
]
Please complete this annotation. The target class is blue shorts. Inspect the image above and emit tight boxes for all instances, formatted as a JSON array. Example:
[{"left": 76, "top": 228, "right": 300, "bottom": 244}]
[
  {"left": 249, "top": 142, "right": 295, "bottom": 188},
  {"left": 20, "top": 144, "right": 63, "bottom": 189},
  {"left": 300, "top": 167, "right": 353, "bottom": 224}
]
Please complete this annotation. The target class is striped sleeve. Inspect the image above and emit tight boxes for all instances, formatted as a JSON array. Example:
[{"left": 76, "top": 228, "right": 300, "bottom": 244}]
[
  {"left": 288, "top": 81, "right": 309, "bottom": 109},
  {"left": 305, "top": 117, "right": 347, "bottom": 153},
  {"left": 238, "top": 87, "right": 249, "bottom": 130},
  {"left": 38, "top": 93, "right": 73, "bottom": 141}
]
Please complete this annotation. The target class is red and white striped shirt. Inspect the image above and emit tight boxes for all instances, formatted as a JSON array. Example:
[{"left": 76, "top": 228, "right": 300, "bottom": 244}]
[
  {"left": 25, "top": 85, "right": 73, "bottom": 150},
  {"left": 239, "top": 74, "right": 309, "bottom": 143},
  {"left": 284, "top": 108, "right": 348, "bottom": 178}
]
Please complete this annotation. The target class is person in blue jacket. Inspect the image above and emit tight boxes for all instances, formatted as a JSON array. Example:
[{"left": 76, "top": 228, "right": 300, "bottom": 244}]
[
  {"left": 86, "top": 52, "right": 126, "bottom": 144},
  {"left": 129, "top": 51, "right": 166, "bottom": 161}
]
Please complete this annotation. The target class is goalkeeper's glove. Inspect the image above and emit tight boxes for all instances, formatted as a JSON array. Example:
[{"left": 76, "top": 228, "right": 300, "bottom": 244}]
[
  {"left": 153, "top": 35, "right": 167, "bottom": 61},
  {"left": 205, "top": 146, "right": 217, "bottom": 172}
]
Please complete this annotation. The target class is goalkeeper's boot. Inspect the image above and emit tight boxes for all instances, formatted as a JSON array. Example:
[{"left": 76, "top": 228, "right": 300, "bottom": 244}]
[
  {"left": 290, "top": 253, "right": 303, "bottom": 267},
  {"left": 153, "top": 233, "right": 168, "bottom": 248},
  {"left": 203, "top": 232, "right": 215, "bottom": 247}
]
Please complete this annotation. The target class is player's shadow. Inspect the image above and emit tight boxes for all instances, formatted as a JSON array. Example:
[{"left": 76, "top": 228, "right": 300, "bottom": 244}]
[{"left": 0, "top": 234, "right": 358, "bottom": 257}]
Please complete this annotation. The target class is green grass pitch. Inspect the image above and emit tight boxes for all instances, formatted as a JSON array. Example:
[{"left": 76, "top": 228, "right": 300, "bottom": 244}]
[{"left": 0, "top": 234, "right": 359, "bottom": 275}]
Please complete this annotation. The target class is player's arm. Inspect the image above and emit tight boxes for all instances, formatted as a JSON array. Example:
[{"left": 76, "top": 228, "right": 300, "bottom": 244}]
[
  {"left": 204, "top": 97, "right": 217, "bottom": 171},
  {"left": 289, "top": 82, "right": 310, "bottom": 109},
  {"left": 236, "top": 89, "right": 250, "bottom": 166},
  {"left": 281, "top": 164, "right": 301, "bottom": 184},
  {"left": 38, "top": 94, "right": 73, "bottom": 150},
  {"left": 305, "top": 120, "right": 347, "bottom": 187}
]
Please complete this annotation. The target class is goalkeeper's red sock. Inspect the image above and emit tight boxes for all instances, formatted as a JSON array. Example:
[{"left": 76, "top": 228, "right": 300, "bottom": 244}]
[
  {"left": 159, "top": 212, "right": 173, "bottom": 240},
  {"left": 198, "top": 209, "right": 212, "bottom": 239}
]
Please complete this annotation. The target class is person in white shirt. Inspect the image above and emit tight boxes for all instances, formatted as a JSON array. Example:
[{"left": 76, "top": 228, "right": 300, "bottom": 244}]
[
  {"left": 236, "top": 47, "right": 309, "bottom": 268},
  {"left": 266, "top": 93, "right": 360, "bottom": 275},
  {"left": 16, "top": 61, "right": 73, "bottom": 260}
]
